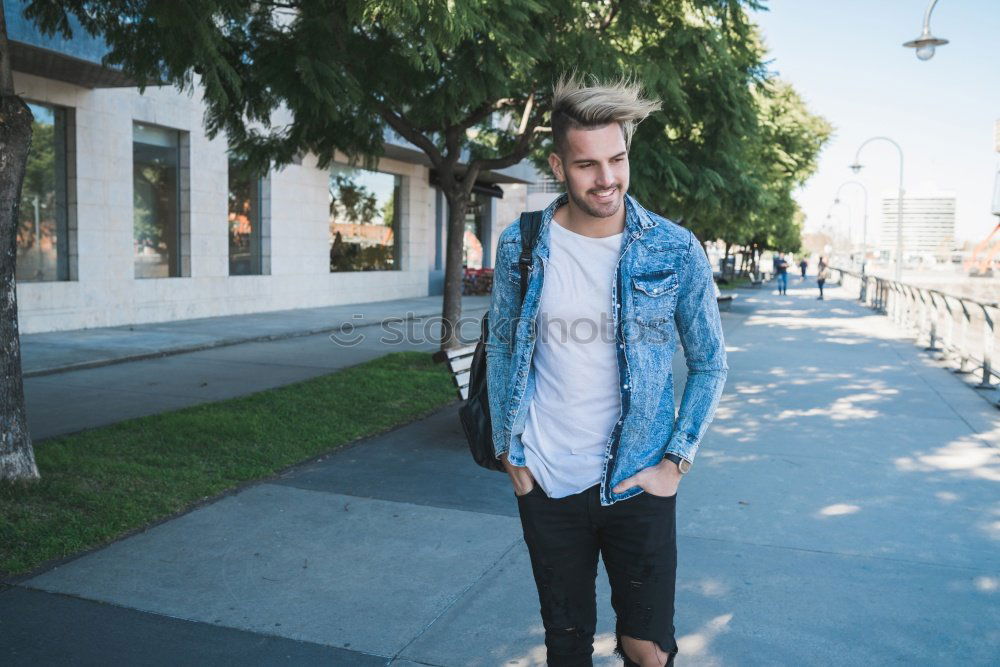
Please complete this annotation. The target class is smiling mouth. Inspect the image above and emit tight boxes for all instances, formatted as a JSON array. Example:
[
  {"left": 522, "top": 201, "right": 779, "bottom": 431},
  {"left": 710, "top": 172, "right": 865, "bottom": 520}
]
[{"left": 590, "top": 187, "right": 618, "bottom": 199}]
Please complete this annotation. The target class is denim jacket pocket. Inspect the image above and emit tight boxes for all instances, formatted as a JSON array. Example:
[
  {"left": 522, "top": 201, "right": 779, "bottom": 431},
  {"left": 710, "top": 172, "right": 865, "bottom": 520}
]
[{"left": 632, "top": 270, "right": 679, "bottom": 316}]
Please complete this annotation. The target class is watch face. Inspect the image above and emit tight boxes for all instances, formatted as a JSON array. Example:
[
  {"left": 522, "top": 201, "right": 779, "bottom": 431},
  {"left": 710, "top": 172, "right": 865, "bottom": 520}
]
[{"left": 678, "top": 459, "right": 692, "bottom": 474}]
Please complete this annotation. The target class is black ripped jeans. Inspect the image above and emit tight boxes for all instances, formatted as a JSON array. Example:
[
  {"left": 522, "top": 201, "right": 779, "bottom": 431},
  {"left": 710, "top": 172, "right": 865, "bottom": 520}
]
[{"left": 516, "top": 481, "right": 679, "bottom": 666}]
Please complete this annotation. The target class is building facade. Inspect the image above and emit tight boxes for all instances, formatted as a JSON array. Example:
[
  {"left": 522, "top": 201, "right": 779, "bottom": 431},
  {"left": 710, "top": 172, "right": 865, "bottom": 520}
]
[
  {"left": 7, "top": 1, "right": 531, "bottom": 333},
  {"left": 879, "top": 188, "right": 957, "bottom": 261}
]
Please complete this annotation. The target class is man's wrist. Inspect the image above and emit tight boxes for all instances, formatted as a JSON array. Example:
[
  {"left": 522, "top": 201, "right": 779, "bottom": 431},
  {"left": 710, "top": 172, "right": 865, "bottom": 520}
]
[{"left": 663, "top": 452, "right": 692, "bottom": 474}]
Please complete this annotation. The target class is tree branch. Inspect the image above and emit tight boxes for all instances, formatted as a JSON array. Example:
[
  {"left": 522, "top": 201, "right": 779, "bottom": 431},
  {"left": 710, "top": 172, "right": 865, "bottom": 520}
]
[
  {"left": 374, "top": 102, "right": 443, "bottom": 168},
  {"left": 599, "top": 1, "right": 621, "bottom": 32},
  {"left": 463, "top": 107, "right": 545, "bottom": 185}
]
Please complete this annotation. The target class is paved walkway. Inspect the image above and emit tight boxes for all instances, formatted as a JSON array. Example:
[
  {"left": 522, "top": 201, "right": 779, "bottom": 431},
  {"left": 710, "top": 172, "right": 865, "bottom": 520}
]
[
  {"left": 4, "top": 279, "right": 999, "bottom": 665},
  {"left": 21, "top": 295, "right": 490, "bottom": 441}
]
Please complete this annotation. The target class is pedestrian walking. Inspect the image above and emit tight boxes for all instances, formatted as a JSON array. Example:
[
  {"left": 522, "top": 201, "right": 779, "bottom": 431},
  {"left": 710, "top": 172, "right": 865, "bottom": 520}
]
[
  {"left": 799, "top": 257, "right": 808, "bottom": 279},
  {"left": 816, "top": 256, "right": 829, "bottom": 300},
  {"left": 486, "top": 75, "right": 727, "bottom": 666},
  {"left": 775, "top": 253, "right": 789, "bottom": 295}
]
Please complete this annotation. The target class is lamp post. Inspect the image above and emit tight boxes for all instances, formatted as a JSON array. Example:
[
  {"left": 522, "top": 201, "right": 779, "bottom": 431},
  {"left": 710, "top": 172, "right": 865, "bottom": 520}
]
[
  {"left": 903, "top": 0, "right": 948, "bottom": 61},
  {"left": 834, "top": 180, "right": 869, "bottom": 276},
  {"left": 835, "top": 181, "right": 870, "bottom": 301},
  {"left": 850, "top": 137, "right": 905, "bottom": 283}
]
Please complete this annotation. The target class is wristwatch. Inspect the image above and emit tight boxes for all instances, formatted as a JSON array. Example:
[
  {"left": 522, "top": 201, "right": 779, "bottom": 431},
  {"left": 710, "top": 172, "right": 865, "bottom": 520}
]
[{"left": 663, "top": 453, "right": 692, "bottom": 474}]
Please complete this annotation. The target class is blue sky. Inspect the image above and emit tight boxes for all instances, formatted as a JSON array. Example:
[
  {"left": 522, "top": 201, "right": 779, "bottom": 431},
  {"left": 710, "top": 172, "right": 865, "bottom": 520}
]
[{"left": 751, "top": 0, "right": 1000, "bottom": 243}]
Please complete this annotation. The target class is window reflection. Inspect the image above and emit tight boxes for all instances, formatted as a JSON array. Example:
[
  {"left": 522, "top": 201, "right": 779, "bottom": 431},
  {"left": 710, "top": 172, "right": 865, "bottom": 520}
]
[
  {"left": 133, "top": 123, "right": 180, "bottom": 278},
  {"left": 329, "top": 165, "right": 400, "bottom": 272},
  {"left": 228, "top": 157, "right": 262, "bottom": 275},
  {"left": 16, "top": 102, "right": 68, "bottom": 282},
  {"left": 463, "top": 196, "right": 486, "bottom": 269}
]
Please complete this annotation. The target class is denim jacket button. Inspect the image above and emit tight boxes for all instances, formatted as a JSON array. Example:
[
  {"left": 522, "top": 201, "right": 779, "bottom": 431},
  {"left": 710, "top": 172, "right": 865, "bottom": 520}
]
[{"left": 622, "top": 384, "right": 629, "bottom": 389}]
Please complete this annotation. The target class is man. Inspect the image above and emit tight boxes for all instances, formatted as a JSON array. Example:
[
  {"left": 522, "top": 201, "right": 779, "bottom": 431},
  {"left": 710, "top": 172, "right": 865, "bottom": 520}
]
[
  {"left": 775, "top": 253, "right": 789, "bottom": 295},
  {"left": 485, "top": 75, "right": 728, "bottom": 666}
]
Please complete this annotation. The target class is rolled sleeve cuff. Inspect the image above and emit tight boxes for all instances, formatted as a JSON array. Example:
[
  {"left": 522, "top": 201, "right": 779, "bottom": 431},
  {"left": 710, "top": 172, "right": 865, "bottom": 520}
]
[{"left": 665, "top": 430, "right": 699, "bottom": 464}]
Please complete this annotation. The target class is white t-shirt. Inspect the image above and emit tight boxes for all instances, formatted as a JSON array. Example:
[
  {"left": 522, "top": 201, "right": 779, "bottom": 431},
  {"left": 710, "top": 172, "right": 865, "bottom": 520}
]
[{"left": 521, "top": 218, "right": 623, "bottom": 498}]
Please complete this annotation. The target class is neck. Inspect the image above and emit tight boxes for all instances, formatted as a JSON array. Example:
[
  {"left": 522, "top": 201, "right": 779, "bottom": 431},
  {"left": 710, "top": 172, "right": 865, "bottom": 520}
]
[{"left": 555, "top": 195, "right": 627, "bottom": 238}]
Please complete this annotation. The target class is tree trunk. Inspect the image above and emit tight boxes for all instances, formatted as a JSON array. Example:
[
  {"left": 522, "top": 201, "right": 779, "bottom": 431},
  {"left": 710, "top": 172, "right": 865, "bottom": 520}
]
[
  {"left": 0, "top": 5, "right": 40, "bottom": 482},
  {"left": 440, "top": 187, "right": 469, "bottom": 350}
]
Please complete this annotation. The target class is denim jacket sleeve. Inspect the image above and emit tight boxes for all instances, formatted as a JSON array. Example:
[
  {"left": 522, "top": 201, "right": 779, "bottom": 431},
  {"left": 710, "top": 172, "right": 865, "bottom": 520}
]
[
  {"left": 665, "top": 231, "right": 728, "bottom": 464},
  {"left": 485, "top": 234, "right": 517, "bottom": 460}
]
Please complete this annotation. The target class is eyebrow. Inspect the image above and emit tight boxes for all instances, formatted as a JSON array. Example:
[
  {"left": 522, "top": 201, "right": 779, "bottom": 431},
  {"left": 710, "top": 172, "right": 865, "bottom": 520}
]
[{"left": 571, "top": 151, "right": 627, "bottom": 165}]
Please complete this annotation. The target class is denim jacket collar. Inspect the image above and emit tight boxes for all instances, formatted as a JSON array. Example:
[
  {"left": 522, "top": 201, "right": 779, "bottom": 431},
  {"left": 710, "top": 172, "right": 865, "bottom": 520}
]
[{"left": 533, "top": 192, "right": 658, "bottom": 264}]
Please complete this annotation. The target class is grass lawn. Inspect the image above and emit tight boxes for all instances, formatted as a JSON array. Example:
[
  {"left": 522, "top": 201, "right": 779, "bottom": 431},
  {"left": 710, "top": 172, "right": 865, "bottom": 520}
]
[
  {"left": 717, "top": 276, "right": 757, "bottom": 290},
  {"left": 0, "top": 351, "right": 456, "bottom": 578}
]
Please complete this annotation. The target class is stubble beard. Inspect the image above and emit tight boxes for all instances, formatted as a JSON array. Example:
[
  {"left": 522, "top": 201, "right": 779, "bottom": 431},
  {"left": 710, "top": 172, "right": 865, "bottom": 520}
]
[{"left": 566, "top": 182, "right": 625, "bottom": 219}]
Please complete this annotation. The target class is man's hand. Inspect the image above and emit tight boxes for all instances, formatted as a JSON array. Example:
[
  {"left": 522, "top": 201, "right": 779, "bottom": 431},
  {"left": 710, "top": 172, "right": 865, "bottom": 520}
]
[
  {"left": 612, "top": 459, "right": 682, "bottom": 497},
  {"left": 501, "top": 452, "right": 537, "bottom": 496}
]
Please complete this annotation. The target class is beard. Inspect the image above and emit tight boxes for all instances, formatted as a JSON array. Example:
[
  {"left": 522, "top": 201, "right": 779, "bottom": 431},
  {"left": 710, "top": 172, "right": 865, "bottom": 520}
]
[{"left": 566, "top": 182, "right": 625, "bottom": 219}]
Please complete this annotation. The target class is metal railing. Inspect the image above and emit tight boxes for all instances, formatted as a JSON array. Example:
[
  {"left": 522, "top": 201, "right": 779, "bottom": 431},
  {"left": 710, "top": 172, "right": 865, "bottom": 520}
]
[{"left": 834, "top": 268, "right": 1000, "bottom": 408}]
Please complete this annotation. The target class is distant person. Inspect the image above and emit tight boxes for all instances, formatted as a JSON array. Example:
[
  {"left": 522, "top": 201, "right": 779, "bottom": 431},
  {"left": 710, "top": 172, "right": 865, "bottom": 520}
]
[
  {"left": 799, "top": 257, "right": 808, "bottom": 279},
  {"left": 775, "top": 253, "right": 789, "bottom": 295},
  {"left": 816, "top": 257, "right": 829, "bottom": 300}
]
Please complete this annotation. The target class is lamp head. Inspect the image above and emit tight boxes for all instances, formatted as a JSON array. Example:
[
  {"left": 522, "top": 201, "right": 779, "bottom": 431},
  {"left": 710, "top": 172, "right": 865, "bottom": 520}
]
[
  {"left": 849, "top": 162, "right": 863, "bottom": 174},
  {"left": 903, "top": 30, "right": 948, "bottom": 61}
]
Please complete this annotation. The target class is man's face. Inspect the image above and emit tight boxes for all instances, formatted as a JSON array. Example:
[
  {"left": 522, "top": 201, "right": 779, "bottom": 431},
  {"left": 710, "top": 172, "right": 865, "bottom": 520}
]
[{"left": 549, "top": 123, "right": 629, "bottom": 219}]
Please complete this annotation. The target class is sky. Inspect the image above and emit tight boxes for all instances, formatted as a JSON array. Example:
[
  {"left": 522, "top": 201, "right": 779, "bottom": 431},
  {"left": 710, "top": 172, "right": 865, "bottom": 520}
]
[{"left": 751, "top": 0, "right": 1000, "bottom": 244}]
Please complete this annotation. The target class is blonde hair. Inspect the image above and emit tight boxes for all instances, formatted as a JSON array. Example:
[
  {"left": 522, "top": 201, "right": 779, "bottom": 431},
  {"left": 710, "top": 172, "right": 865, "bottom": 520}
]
[{"left": 550, "top": 73, "right": 662, "bottom": 154}]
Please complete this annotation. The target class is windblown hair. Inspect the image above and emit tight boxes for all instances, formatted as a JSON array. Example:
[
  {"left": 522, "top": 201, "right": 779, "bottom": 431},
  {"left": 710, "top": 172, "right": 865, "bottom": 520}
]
[{"left": 550, "top": 73, "right": 662, "bottom": 154}]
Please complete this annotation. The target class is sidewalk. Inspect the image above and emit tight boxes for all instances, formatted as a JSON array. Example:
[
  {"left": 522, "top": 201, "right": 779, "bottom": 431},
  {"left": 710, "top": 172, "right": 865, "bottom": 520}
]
[
  {"left": 4, "top": 279, "right": 998, "bottom": 665},
  {"left": 21, "top": 295, "right": 490, "bottom": 441},
  {"left": 20, "top": 294, "right": 492, "bottom": 377}
]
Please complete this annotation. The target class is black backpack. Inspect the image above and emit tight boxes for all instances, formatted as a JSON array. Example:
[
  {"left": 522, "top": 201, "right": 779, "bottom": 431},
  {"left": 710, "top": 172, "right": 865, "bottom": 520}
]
[{"left": 459, "top": 211, "right": 543, "bottom": 473}]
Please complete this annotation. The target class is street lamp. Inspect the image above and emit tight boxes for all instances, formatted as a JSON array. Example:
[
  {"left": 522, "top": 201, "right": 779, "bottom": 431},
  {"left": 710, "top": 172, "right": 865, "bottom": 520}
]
[
  {"left": 850, "top": 136, "right": 905, "bottom": 282},
  {"left": 826, "top": 201, "right": 851, "bottom": 255},
  {"left": 834, "top": 181, "right": 869, "bottom": 277},
  {"left": 903, "top": 0, "right": 948, "bottom": 61}
]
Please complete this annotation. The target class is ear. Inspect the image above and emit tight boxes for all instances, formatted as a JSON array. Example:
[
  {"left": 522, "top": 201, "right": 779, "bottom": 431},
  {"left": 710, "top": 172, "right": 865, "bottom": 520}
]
[{"left": 548, "top": 152, "right": 564, "bottom": 183}]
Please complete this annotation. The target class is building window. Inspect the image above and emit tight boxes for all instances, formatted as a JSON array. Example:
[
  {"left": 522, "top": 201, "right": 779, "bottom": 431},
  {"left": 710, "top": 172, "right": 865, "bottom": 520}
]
[
  {"left": 463, "top": 195, "right": 487, "bottom": 269},
  {"left": 16, "top": 102, "right": 68, "bottom": 282},
  {"left": 133, "top": 122, "right": 181, "bottom": 278},
  {"left": 527, "top": 178, "right": 563, "bottom": 194},
  {"left": 329, "top": 164, "right": 400, "bottom": 272},
  {"left": 228, "top": 157, "right": 263, "bottom": 275}
]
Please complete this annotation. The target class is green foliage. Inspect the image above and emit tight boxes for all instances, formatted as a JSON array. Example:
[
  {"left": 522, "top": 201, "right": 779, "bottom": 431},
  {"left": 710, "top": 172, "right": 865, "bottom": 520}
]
[{"left": 22, "top": 0, "right": 830, "bottom": 276}]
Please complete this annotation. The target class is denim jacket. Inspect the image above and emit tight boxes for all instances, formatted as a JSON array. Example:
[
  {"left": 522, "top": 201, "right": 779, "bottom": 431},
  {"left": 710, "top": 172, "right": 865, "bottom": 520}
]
[{"left": 485, "top": 192, "right": 728, "bottom": 506}]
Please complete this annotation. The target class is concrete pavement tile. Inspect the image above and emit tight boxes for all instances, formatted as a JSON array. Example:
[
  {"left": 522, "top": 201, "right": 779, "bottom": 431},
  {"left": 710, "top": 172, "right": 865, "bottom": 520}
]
[
  {"left": 185, "top": 330, "right": 438, "bottom": 370},
  {"left": 398, "top": 542, "right": 622, "bottom": 667},
  {"left": 403, "top": 529, "right": 999, "bottom": 665},
  {"left": 24, "top": 484, "right": 522, "bottom": 658},
  {"left": 28, "top": 355, "right": 328, "bottom": 402},
  {"left": 0, "top": 586, "right": 378, "bottom": 666},
  {"left": 273, "top": 404, "right": 522, "bottom": 518},
  {"left": 24, "top": 382, "right": 202, "bottom": 441},
  {"left": 668, "top": 536, "right": 1000, "bottom": 665},
  {"left": 675, "top": 445, "right": 1000, "bottom": 570},
  {"left": 705, "top": 412, "right": 982, "bottom": 463}
]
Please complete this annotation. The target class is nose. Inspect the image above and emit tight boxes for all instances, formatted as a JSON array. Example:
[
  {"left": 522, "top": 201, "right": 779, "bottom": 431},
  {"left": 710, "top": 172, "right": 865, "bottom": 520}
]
[{"left": 595, "top": 163, "right": 615, "bottom": 187}]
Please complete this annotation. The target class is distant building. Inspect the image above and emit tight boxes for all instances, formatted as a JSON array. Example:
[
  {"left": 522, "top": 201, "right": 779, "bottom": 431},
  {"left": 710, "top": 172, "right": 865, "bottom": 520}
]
[{"left": 879, "top": 188, "right": 956, "bottom": 261}]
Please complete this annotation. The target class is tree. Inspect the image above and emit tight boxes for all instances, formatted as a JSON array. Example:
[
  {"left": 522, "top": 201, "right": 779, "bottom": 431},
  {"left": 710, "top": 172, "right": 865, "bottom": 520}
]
[
  {"left": 0, "top": 1, "right": 40, "bottom": 482},
  {"left": 2, "top": 0, "right": 779, "bottom": 480},
  {"left": 22, "top": 0, "right": 770, "bottom": 350}
]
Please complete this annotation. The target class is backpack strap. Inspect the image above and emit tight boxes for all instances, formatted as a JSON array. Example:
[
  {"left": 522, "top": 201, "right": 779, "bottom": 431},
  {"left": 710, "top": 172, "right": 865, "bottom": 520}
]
[{"left": 517, "top": 211, "right": 544, "bottom": 303}]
